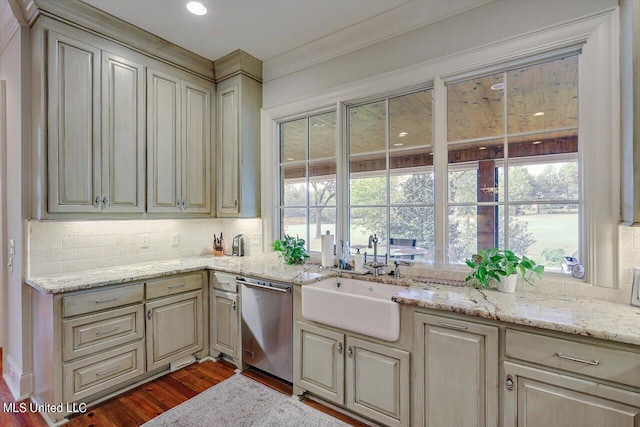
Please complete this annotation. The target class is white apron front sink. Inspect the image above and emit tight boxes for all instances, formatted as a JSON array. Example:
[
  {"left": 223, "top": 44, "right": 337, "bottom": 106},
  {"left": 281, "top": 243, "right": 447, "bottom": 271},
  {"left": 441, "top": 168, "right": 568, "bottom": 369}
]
[{"left": 301, "top": 277, "right": 403, "bottom": 341}]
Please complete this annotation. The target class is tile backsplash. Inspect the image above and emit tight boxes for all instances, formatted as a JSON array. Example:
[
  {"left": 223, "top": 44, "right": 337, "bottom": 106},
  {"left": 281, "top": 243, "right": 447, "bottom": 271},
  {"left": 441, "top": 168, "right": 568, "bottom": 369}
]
[{"left": 28, "top": 218, "right": 262, "bottom": 276}]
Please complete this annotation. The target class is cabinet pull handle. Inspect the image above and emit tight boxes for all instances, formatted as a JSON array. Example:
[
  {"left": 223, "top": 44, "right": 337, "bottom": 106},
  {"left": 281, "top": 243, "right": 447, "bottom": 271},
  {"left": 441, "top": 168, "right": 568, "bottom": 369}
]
[
  {"left": 96, "top": 365, "right": 120, "bottom": 377},
  {"left": 168, "top": 283, "right": 185, "bottom": 290},
  {"left": 234, "top": 199, "right": 238, "bottom": 208},
  {"left": 94, "top": 196, "right": 101, "bottom": 208},
  {"left": 95, "top": 326, "right": 120, "bottom": 336},
  {"left": 438, "top": 321, "right": 468, "bottom": 331},
  {"left": 231, "top": 301, "right": 237, "bottom": 310},
  {"left": 102, "top": 196, "right": 109, "bottom": 206},
  {"left": 556, "top": 352, "right": 600, "bottom": 366},
  {"left": 95, "top": 297, "right": 118, "bottom": 304},
  {"left": 147, "top": 310, "right": 152, "bottom": 320},
  {"left": 347, "top": 346, "right": 353, "bottom": 358},
  {"left": 337, "top": 342, "right": 343, "bottom": 354}
]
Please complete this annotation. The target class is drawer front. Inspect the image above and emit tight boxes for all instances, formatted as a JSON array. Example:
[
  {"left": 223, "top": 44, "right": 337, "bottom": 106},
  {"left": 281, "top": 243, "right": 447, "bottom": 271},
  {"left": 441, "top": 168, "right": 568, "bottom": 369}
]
[
  {"left": 145, "top": 273, "right": 204, "bottom": 299},
  {"left": 211, "top": 271, "right": 238, "bottom": 292},
  {"left": 63, "top": 284, "right": 144, "bottom": 317},
  {"left": 63, "top": 340, "right": 144, "bottom": 402},
  {"left": 62, "top": 305, "right": 144, "bottom": 362},
  {"left": 506, "top": 329, "right": 640, "bottom": 388}
]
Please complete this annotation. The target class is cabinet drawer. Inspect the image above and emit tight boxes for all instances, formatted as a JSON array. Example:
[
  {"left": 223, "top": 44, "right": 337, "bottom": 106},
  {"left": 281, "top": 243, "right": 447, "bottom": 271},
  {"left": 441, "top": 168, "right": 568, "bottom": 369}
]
[
  {"left": 506, "top": 329, "right": 640, "bottom": 388},
  {"left": 63, "top": 284, "right": 144, "bottom": 317},
  {"left": 211, "top": 271, "right": 238, "bottom": 292},
  {"left": 62, "top": 305, "right": 144, "bottom": 362},
  {"left": 145, "top": 273, "right": 204, "bottom": 299},
  {"left": 63, "top": 340, "right": 144, "bottom": 402}
]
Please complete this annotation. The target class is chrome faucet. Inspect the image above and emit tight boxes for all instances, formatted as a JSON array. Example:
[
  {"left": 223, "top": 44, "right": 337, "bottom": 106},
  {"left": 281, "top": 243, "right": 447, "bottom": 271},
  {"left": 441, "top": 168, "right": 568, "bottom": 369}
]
[
  {"left": 366, "top": 234, "right": 387, "bottom": 277},
  {"left": 393, "top": 260, "right": 412, "bottom": 279}
]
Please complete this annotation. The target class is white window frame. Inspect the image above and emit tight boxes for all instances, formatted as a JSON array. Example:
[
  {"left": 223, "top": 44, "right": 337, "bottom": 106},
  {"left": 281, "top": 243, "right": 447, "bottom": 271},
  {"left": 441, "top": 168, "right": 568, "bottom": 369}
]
[{"left": 262, "top": 10, "right": 619, "bottom": 287}]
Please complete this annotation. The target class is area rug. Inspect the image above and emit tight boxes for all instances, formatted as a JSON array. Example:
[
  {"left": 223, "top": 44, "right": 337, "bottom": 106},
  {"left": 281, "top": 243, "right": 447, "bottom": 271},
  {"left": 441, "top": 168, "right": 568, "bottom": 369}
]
[{"left": 142, "top": 374, "right": 350, "bottom": 427}]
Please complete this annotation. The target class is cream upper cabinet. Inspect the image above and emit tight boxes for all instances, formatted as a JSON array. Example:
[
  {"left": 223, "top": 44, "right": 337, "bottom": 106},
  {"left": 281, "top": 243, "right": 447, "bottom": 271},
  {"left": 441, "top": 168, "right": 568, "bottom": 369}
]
[
  {"left": 47, "top": 30, "right": 101, "bottom": 213},
  {"left": 147, "top": 67, "right": 212, "bottom": 214},
  {"left": 214, "top": 51, "right": 262, "bottom": 218},
  {"left": 47, "top": 31, "right": 146, "bottom": 214},
  {"left": 101, "top": 51, "right": 145, "bottom": 212},
  {"left": 414, "top": 313, "right": 499, "bottom": 427}
]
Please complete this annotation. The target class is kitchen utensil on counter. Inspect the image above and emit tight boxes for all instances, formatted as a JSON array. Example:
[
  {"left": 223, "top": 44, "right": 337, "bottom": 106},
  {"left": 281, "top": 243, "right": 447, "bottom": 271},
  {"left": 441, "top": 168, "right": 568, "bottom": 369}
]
[
  {"left": 213, "top": 234, "right": 224, "bottom": 256},
  {"left": 232, "top": 234, "right": 244, "bottom": 256}
]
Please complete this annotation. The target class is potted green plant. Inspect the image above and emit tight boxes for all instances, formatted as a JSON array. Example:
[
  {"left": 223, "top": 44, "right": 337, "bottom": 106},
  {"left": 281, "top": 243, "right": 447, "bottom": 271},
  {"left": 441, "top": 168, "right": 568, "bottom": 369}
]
[
  {"left": 465, "top": 248, "right": 544, "bottom": 292},
  {"left": 272, "top": 234, "right": 309, "bottom": 265}
]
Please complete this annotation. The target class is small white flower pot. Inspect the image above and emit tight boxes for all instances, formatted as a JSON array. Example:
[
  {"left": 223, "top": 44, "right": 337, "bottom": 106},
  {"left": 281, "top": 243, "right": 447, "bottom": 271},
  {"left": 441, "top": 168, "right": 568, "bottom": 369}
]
[{"left": 497, "top": 275, "right": 517, "bottom": 293}]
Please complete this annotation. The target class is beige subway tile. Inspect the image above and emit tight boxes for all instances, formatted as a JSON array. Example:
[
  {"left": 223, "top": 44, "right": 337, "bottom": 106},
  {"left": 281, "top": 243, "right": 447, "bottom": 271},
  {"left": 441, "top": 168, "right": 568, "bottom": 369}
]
[
  {"left": 29, "top": 250, "right": 48, "bottom": 266},
  {"left": 61, "top": 260, "right": 90, "bottom": 273},
  {"left": 30, "top": 262, "right": 62, "bottom": 276},
  {"left": 62, "top": 235, "right": 118, "bottom": 249},
  {"left": 30, "top": 238, "right": 63, "bottom": 252},
  {"left": 608, "top": 286, "right": 633, "bottom": 304},
  {"left": 47, "top": 248, "right": 78, "bottom": 263},
  {"left": 565, "top": 282, "right": 609, "bottom": 300},
  {"left": 29, "top": 221, "right": 78, "bottom": 239}
]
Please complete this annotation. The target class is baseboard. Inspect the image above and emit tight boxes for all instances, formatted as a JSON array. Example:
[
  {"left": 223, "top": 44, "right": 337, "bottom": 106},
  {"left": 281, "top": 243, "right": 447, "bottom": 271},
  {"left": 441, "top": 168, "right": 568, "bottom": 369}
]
[
  {"left": 2, "top": 354, "right": 32, "bottom": 400},
  {"left": 304, "top": 394, "right": 380, "bottom": 426}
]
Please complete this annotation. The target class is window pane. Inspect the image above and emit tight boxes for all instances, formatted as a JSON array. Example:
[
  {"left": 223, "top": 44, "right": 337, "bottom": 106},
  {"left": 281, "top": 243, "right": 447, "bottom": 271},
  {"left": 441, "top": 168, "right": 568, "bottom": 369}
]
[
  {"left": 448, "top": 138, "right": 504, "bottom": 203},
  {"left": 281, "top": 208, "right": 307, "bottom": 241},
  {"left": 509, "top": 204, "right": 579, "bottom": 273},
  {"left": 350, "top": 207, "right": 388, "bottom": 253},
  {"left": 281, "top": 164, "right": 306, "bottom": 206},
  {"left": 447, "top": 73, "right": 504, "bottom": 142},
  {"left": 309, "top": 208, "right": 336, "bottom": 252},
  {"left": 310, "top": 111, "right": 336, "bottom": 159},
  {"left": 281, "top": 118, "right": 307, "bottom": 163},
  {"left": 448, "top": 206, "right": 478, "bottom": 264},
  {"left": 350, "top": 154, "right": 387, "bottom": 205},
  {"left": 309, "top": 161, "right": 336, "bottom": 206},
  {"left": 389, "top": 90, "right": 432, "bottom": 149},
  {"left": 390, "top": 207, "right": 434, "bottom": 263},
  {"left": 508, "top": 158, "right": 578, "bottom": 202},
  {"left": 507, "top": 56, "right": 578, "bottom": 134},
  {"left": 390, "top": 148, "right": 434, "bottom": 204},
  {"left": 350, "top": 101, "right": 386, "bottom": 154}
]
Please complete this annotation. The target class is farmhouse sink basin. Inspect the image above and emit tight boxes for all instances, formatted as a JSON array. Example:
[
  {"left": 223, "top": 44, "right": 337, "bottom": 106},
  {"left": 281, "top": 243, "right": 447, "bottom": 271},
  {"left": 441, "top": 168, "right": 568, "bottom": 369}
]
[{"left": 301, "top": 278, "right": 402, "bottom": 341}]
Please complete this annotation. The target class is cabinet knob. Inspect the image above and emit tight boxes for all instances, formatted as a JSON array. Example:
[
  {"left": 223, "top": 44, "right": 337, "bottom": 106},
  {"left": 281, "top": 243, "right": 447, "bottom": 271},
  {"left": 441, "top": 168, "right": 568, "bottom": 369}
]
[
  {"left": 505, "top": 375, "right": 514, "bottom": 391},
  {"left": 347, "top": 346, "right": 353, "bottom": 358},
  {"left": 94, "top": 196, "right": 101, "bottom": 208},
  {"left": 231, "top": 301, "right": 237, "bottom": 310},
  {"left": 234, "top": 199, "right": 238, "bottom": 209},
  {"left": 147, "top": 310, "right": 152, "bottom": 320},
  {"left": 102, "top": 196, "right": 109, "bottom": 206},
  {"left": 337, "top": 342, "right": 343, "bottom": 354}
]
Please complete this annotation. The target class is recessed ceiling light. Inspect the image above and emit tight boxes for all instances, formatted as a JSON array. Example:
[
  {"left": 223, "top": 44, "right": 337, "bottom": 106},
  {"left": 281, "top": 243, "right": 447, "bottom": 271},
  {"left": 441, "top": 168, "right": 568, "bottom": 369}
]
[
  {"left": 479, "top": 146, "right": 487, "bottom": 150},
  {"left": 532, "top": 141, "right": 542, "bottom": 145},
  {"left": 398, "top": 132, "right": 408, "bottom": 137},
  {"left": 534, "top": 111, "right": 545, "bottom": 116},
  {"left": 490, "top": 83, "right": 505, "bottom": 91},
  {"left": 394, "top": 143, "right": 404, "bottom": 147},
  {"left": 312, "top": 122, "right": 325, "bottom": 128},
  {"left": 186, "top": 1, "right": 207, "bottom": 15},
  {"left": 286, "top": 157, "right": 294, "bottom": 161},
  {"left": 429, "top": 152, "right": 434, "bottom": 156}
]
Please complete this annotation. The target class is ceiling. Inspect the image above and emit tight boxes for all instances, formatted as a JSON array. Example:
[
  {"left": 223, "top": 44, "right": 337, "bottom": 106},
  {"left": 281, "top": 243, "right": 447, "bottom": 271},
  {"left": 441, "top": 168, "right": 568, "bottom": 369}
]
[{"left": 81, "top": 0, "right": 489, "bottom": 66}]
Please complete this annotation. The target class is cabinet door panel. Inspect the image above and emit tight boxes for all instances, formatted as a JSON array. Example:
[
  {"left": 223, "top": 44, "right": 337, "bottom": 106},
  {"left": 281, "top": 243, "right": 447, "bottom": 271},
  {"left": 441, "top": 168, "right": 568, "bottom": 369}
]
[
  {"left": 147, "top": 68, "right": 181, "bottom": 212},
  {"left": 102, "top": 52, "right": 145, "bottom": 212},
  {"left": 212, "top": 290, "right": 239, "bottom": 358},
  {"left": 181, "top": 80, "right": 211, "bottom": 213},
  {"left": 504, "top": 362, "right": 640, "bottom": 427},
  {"left": 296, "top": 322, "right": 344, "bottom": 404},
  {"left": 346, "top": 336, "right": 409, "bottom": 427},
  {"left": 217, "top": 82, "right": 240, "bottom": 215},
  {"left": 414, "top": 313, "right": 498, "bottom": 427},
  {"left": 47, "top": 31, "right": 100, "bottom": 212},
  {"left": 145, "top": 290, "right": 203, "bottom": 370}
]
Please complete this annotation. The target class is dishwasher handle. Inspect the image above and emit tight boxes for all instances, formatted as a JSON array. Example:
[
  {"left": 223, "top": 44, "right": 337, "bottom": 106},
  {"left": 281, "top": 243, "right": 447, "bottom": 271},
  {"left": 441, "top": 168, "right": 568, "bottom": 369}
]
[{"left": 237, "top": 279, "right": 290, "bottom": 293}]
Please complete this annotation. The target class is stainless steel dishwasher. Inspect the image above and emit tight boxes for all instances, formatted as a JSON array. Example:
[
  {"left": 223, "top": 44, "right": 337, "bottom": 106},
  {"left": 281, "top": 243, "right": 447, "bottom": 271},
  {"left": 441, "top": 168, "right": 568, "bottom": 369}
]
[{"left": 237, "top": 276, "right": 293, "bottom": 383}]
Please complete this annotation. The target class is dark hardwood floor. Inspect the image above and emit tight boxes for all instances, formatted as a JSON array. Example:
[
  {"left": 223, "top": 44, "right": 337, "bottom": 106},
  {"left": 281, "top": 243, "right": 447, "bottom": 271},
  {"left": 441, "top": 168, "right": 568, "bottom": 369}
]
[{"left": 0, "top": 351, "right": 367, "bottom": 426}]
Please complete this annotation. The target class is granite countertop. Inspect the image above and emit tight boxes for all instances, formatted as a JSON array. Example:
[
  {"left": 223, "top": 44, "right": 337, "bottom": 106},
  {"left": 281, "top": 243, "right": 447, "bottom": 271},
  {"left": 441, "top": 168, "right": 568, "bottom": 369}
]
[{"left": 26, "top": 256, "right": 640, "bottom": 347}]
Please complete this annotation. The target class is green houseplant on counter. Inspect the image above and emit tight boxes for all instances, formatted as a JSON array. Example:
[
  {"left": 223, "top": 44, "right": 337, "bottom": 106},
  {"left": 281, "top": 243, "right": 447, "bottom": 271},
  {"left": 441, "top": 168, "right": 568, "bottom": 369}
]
[
  {"left": 272, "top": 234, "right": 309, "bottom": 265},
  {"left": 465, "top": 248, "right": 544, "bottom": 293}
]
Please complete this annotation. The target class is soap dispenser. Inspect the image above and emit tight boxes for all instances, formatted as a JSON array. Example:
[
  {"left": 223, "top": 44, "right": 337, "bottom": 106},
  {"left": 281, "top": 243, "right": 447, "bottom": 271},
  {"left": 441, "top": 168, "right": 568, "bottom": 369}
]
[{"left": 355, "top": 248, "right": 364, "bottom": 272}]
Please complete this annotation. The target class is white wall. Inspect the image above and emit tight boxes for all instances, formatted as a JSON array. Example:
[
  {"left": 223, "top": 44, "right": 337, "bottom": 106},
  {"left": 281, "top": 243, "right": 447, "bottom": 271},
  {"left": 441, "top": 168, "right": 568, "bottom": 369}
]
[
  {"left": 28, "top": 218, "right": 262, "bottom": 276},
  {"left": 263, "top": 0, "right": 618, "bottom": 107},
  {"left": 0, "top": 20, "right": 32, "bottom": 398}
]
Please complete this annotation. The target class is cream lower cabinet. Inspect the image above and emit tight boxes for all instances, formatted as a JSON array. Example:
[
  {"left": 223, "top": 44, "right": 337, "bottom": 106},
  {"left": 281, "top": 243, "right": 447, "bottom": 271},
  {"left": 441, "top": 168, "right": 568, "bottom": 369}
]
[
  {"left": 414, "top": 313, "right": 499, "bottom": 427},
  {"left": 211, "top": 290, "right": 240, "bottom": 364},
  {"left": 503, "top": 362, "right": 640, "bottom": 427},
  {"left": 145, "top": 290, "right": 204, "bottom": 371},
  {"left": 296, "top": 322, "right": 410, "bottom": 427}
]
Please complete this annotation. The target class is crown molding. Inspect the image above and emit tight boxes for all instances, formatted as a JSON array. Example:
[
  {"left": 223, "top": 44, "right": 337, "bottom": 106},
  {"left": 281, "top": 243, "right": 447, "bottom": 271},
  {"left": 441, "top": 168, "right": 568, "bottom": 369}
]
[
  {"left": 213, "top": 49, "right": 263, "bottom": 83},
  {"left": 7, "top": 0, "right": 38, "bottom": 26}
]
